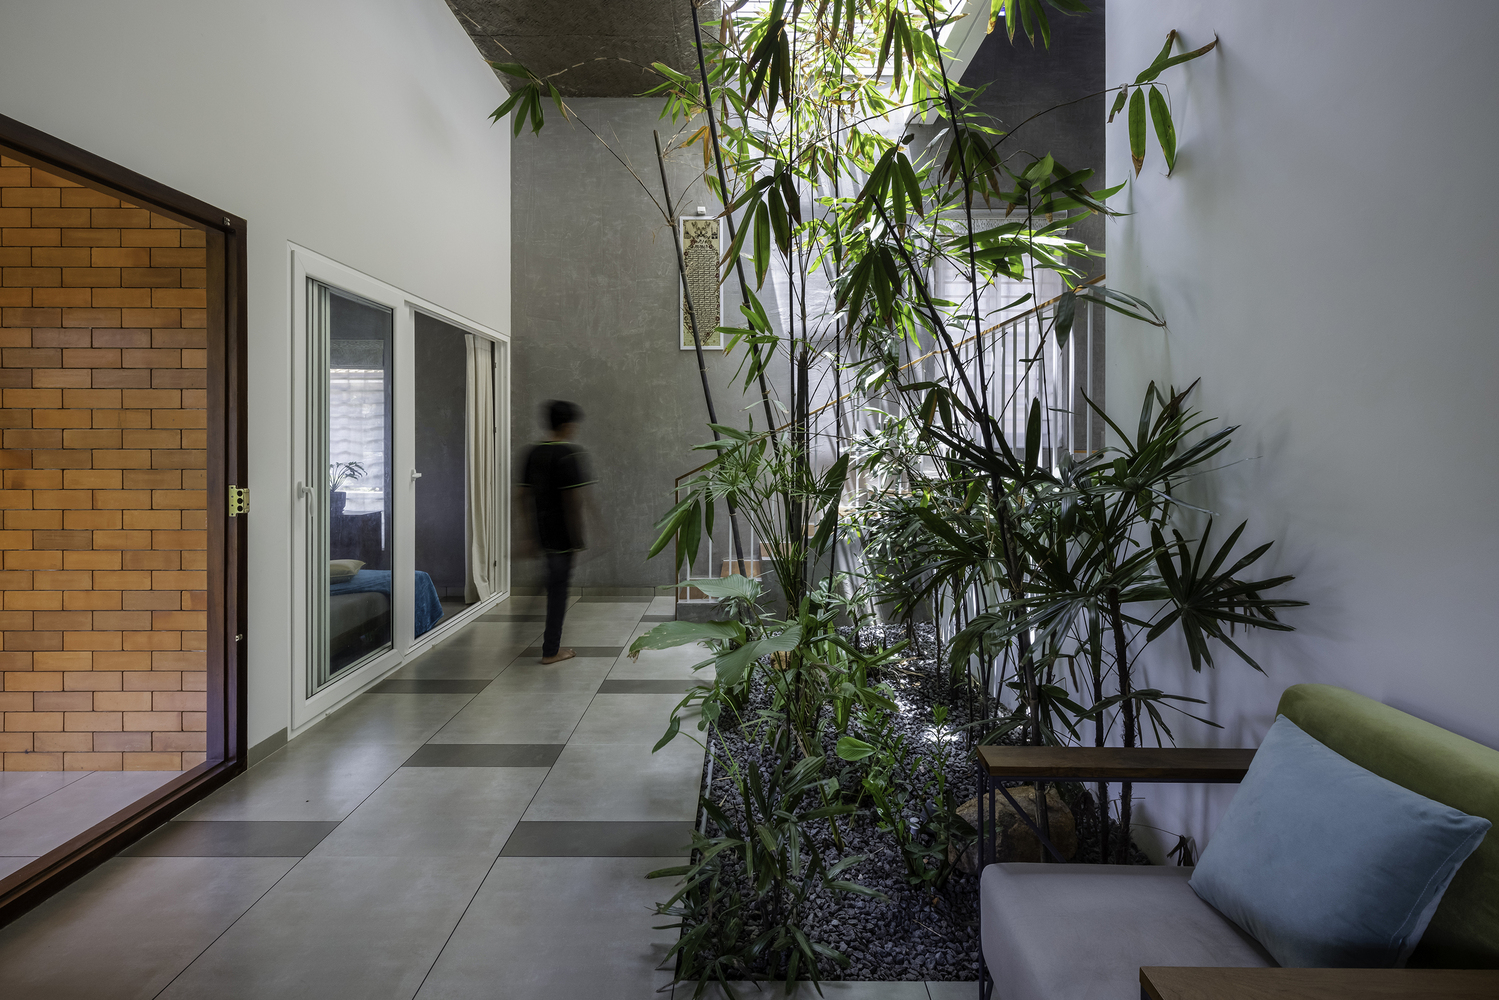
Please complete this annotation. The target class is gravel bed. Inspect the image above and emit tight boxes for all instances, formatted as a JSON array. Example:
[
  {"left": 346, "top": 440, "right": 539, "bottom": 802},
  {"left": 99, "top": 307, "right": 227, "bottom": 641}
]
[{"left": 678, "top": 621, "right": 1147, "bottom": 983}]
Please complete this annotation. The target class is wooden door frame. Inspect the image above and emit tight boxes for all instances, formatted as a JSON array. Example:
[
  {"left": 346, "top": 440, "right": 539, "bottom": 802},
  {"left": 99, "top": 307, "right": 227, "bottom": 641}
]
[{"left": 0, "top": 112, "right": 248, "bottom": 926}]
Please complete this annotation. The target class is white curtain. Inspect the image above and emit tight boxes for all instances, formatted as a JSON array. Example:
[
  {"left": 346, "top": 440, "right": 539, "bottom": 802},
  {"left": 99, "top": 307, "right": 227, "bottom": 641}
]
[{"left": 464, "top": 336, "right": 496, "bottom": 602}]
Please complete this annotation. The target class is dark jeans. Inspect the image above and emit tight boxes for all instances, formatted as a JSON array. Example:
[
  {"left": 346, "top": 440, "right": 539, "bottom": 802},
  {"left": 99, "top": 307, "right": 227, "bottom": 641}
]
[{"left": 542, "top": 550, "right": 574, "bottom": 657}]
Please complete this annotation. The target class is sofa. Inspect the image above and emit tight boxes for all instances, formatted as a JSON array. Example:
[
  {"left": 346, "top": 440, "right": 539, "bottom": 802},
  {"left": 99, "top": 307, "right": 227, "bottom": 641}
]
[{"left": 978, "top": 684, "right": 1499, "bottom": 998}]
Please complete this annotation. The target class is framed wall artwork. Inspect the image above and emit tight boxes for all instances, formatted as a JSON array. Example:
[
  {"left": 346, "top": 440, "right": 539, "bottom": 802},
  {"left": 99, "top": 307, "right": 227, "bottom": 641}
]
[{"left": 679, "top": 214, "right": 724, "bottom": 350}]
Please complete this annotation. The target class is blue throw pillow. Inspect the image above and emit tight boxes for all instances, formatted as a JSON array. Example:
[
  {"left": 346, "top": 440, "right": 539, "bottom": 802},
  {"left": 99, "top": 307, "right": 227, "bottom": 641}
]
[{"left": 1190, "top": 715, "right": 1490, "bottom": 968}]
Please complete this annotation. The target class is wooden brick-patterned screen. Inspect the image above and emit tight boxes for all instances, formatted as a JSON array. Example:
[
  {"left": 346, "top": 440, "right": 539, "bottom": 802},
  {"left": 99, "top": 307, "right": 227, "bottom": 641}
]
[{"left": 0, "top": 151, "right": 209, "bottom": 772}]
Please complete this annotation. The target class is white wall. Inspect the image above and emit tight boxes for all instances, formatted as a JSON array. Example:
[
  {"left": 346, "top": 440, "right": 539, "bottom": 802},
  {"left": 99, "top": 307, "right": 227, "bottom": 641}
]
[
  {"left": 0, "top": 0, "right": 511, "bottom": 750},
  {"left": 1106, "top": 0, "right": 1499, "bottom": 854}
]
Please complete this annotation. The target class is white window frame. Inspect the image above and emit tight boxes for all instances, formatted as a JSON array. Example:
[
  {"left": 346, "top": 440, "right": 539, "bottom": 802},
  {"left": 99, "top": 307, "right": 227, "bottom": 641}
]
[{"left": 288, "top": 244, "right": 511, "bottom": 736}]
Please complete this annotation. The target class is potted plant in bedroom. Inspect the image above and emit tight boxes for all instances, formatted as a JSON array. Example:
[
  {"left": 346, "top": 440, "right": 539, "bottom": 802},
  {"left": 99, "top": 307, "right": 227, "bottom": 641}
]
[{"left": 329, "top": 461, "right": 365, "bottom": 517}]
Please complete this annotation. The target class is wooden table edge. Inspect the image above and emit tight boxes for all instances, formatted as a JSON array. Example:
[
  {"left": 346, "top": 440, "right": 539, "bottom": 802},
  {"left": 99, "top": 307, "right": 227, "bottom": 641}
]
[{"left": 977, "top": 746, "right": 1257, "bottom": 782}]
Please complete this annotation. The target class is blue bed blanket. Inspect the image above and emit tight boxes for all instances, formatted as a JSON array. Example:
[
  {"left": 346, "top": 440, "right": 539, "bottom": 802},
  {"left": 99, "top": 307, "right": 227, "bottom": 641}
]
[{"left": 330, "top": 570, "right": 444, "bottom": 637}]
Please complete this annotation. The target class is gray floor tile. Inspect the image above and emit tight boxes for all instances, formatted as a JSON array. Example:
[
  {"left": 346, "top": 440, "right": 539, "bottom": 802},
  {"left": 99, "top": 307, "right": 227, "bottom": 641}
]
[
  {"left": 403, "top": 744, "right": 565, "bottom": 767},
  {"left": 296, "top": 693, "right": 476, "bottom": 746},
  {"left": 123, "top": 821, "right": 340, "bottom": 858},
  {"left": 478, "top": 614, "right": 545, "bottom": 622},
  {"left": 368, "top": 678, "right": 492, "bottom": 694},
  {"left": 428, "top": 688, "right": 596, "bottom": 745},
  {"left": 523, "top": 742, "right": 704, "bottom": 822},
  {"left": 309, "top": 767, "right": 547, "bottom": 858},
  {"left": 924, "top": 983, "right": 979, "bottom": 999},
  {"left": 178, "top": 741, "right": 412, "bottom": 822},
  {"left": 575, "top": 595, "right": 653, "bottom": 603},
  {"left": 598, "top": 678, "right": 706, "bottom": 694},
  {"left": 489, "top": 595, "right": 572, "bottom": 614},
  {"left": 500, "top": 821, "right": 693, "bottom": 857},
  {"left": 646, "top": 595, "right": 677, "bottom": 616},
  {"left": 0, "top": 856, "right": 295, "bottom": 1000},
  {"left": 519, "top": 644, "right": 624, "bottom": 658},
  {"left": 609, "top": 641, "right": 713, "bottom": 680},
  {"left": 414, "top": 856, "right": 676, "bottom": 999},
  {"left": 481, "top": 657, "right": 614, "bottom": 693},
  {"left": 386, "top": 649, "right": 517, "bottom": 681},
  {"left": 158, "top": 856, "right": 492, "bottom": 1000},
  {"left": 0, "top": 856, "right": 37, "bottom": 879},
  {"left": 0, "top": 770, "right": 179, "bottom": 857},
  {"left": 0, "top": 770, "right": 88, "bottom": 820},
  {"left": 569, "top": 693, "right": 696, "bottom": 744},
  {"left": 641, "top": 613, "right": 675, "bottom": 622}
]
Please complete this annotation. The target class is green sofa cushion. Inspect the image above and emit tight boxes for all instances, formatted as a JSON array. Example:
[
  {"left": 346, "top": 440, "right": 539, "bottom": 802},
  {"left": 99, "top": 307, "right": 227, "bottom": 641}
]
[{"left": 1278, "top": 684, "right": 1499, "bottom": 968}]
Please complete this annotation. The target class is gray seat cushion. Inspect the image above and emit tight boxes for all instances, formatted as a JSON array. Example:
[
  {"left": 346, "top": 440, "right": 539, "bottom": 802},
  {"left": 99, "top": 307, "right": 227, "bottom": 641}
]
[{"left": 981, "top": 863, "right": 1275, "bottom": 1000}]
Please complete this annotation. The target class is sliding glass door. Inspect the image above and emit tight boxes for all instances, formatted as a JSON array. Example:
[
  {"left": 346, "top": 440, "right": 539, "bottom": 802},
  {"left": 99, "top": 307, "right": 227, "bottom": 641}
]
[
  {"left": 294, "top": 248, "right": 508, "bottom": 718},
  {"left": 308, "top": 282, "right": 396, "bottom": 692},
  {"left": 412, "top": 315, "right": 500, "bottom": 631}
]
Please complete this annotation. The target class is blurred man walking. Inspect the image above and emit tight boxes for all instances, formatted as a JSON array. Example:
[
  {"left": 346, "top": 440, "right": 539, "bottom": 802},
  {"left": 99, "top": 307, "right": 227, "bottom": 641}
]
[{"left": 519, "top": 400, "right": 593, "bottom": 663}]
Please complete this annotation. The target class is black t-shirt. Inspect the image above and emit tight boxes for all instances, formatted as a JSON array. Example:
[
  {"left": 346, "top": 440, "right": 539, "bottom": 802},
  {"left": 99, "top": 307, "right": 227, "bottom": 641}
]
[{"left": 521, "top": 441, "right": 593, "bottom": 551}]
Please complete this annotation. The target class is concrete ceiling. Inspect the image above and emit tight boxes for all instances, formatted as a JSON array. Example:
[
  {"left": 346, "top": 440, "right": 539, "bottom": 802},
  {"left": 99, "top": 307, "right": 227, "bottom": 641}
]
[{"left": 444, "top": 0, "right": 720, "bottom": 98}]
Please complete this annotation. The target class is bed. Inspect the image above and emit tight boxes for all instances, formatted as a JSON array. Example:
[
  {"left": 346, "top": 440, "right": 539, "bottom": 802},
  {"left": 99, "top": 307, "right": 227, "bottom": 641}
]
[{"left": 329, "top": 569, "right": 443, "bottom": 672}]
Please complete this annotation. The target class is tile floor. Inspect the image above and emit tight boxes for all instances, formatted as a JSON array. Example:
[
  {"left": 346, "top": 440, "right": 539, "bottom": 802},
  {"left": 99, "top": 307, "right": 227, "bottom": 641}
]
[
  {"left": 0, "top": 595, "right": 966, "bottom": 999},
  {"left": 1, "top": 769, "right": 181, "bottom": 880}
]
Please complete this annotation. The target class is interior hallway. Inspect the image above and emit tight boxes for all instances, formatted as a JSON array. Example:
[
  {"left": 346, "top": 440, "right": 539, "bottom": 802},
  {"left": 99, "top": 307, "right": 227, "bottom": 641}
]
[{"left": 0, "top": 596, "right": 969, "bottom": 999}]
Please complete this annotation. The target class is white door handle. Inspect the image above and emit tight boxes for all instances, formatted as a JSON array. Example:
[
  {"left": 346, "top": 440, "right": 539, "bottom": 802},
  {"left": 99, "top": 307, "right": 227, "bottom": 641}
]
[
  {"left": 410, "top": 470, "right": 423, "bottom": 481},
  {"left": 297, "top": 482, "right": 313, "bottom": 499}
]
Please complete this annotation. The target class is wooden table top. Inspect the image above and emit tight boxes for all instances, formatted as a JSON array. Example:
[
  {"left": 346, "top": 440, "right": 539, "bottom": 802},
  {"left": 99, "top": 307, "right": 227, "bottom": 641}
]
[
  {"left": 977, "top": 745, "right": 1256, "bottom": 782},
  {"left": 1140, "top": 966, "right": 1499, "bottom": 999}
]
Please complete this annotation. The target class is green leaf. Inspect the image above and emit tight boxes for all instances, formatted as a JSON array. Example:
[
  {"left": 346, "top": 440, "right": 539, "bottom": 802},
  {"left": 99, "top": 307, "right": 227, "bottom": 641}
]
[
  {"left": 652, "top": 713, "right": 681, "bottom": 752},
  {"left": 1134, "top": 31, "right": 1178, "bottom": 86},
  {"left": 1054, "top": 289, "right": 1077, "bottom": 347},
  {"left": 628, "top": 620, "right": 743, "bottom": 654},
  {"left": 753, "top": 201, "right": 771, "bottom": 288},
  {"left": 678, "top": 575, "right": 764, "bottom": 607},
  {"left": 1107, "top": 85, "right": 1129, "bottom": 124},
  {"left": 714, "top": 624, "right": 803, "bottom": 686},
  {"left": 1024, "top": 396, "right": 1042, "bottom": 473},
  {"left": 835, "top": 736, "right": 876, "bottom": 761},
  {"left": 1136, "top": 35, "right": 1219, "bottom": 84},
  {"left": 1128, "top": 87, "right": 1147, "bottom": 175},
  {"left": 1148, "top": 86, "right": 1177, "bottom": 174}
]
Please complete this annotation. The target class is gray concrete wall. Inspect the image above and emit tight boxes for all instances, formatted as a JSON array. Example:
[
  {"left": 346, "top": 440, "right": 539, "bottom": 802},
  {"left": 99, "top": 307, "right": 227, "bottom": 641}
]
[
  {"left": 510, "top": 99, "right": 786, "bottom": 590},
  {"left": 952, "top": 1, "right": 1107, "bottom": 260}
]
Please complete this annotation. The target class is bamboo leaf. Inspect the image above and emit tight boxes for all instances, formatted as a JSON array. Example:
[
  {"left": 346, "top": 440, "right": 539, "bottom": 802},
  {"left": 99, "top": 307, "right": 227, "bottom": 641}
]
[
  {"left": 1148, "top": 86, "right": 1177, "bottom": 174},
  {"left": 1128, "top": 87, "right": 1147, "bottom": 175},
  {"left": 1054, "top": 289, "right": 1077, "bottom": 347}
]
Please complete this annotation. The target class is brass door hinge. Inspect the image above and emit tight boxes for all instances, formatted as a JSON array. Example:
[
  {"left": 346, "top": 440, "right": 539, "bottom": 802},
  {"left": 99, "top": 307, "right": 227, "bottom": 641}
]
[{"left": 228, "top": 485, "right": 250, "bottom": 517}]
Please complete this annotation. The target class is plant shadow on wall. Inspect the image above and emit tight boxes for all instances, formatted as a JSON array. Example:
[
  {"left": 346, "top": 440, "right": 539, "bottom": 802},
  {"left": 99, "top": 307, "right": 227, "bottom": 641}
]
[{"left": 493, "top": 0, "right": 1296, "bottom": 993}]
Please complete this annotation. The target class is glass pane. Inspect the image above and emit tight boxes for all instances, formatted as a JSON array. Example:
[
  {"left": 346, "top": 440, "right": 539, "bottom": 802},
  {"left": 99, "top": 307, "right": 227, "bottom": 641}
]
[
  {"left": 313, "top": 282, "right": 394, "bottom": 687},
  {"left": 413, "top": 314, "right": 494, "bottom": 632}
]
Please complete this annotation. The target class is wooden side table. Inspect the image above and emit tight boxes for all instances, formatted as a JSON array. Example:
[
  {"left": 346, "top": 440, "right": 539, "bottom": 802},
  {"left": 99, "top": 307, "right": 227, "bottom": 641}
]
[{"left": 1140, "top": 966, "right": 1499, "bottom": 999}]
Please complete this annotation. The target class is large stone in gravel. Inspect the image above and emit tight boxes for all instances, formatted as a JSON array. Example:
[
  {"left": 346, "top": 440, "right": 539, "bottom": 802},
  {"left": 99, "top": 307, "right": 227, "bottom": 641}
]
[{"left": 952, "top": 784, "right": 1076, "bottom": 872}]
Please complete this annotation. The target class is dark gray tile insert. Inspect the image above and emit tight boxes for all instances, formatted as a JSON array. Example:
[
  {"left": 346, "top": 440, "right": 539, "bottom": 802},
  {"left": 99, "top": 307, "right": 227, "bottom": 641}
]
[
  {"left": 518, "top": 646, "right": 624, "bottom": 659},
  {"left": 368, "top": 678, "right": 492, "bottom": 694},
  {"left": 640, "top": 614, "right": 675, "bottom": 622},
  {"left": 499, "top": 821, "right": 693, "bottom": 857},
  {"left": 576, "top": 595, "right": 654, "bottom": 603},
  {"left": 402, "top": 744, "right": 565, "bottom": 768},
  {"left": 597, "top": 679, "right": 706, "bottom": 694},
  {"left": 479, "top": 614, "right": 547, "bottom": 622},
  {"left": 124, "top": 821, "right": 340, "bottom": 858}
]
